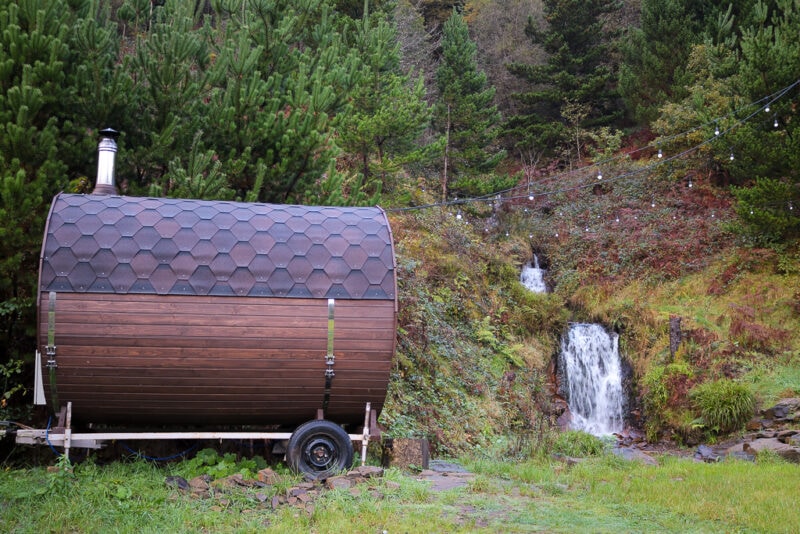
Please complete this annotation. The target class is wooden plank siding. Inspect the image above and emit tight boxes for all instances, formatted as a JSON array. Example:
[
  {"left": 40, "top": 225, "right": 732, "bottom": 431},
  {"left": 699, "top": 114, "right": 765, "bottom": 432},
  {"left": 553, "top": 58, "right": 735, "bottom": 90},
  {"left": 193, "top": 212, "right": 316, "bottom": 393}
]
[{"left": 40, "top": 292, "right": 396, "bottom": 426}]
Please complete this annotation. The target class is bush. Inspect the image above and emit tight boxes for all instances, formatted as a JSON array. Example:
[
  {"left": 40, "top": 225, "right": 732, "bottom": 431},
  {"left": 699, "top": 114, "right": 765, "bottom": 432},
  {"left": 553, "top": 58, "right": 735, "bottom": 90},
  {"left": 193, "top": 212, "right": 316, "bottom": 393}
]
[
  {"left": 690, "top": 379, "right": 754, "bottom": 434},
  {"left": 551, "top": 430, "right": 606, "bottom": 457}
]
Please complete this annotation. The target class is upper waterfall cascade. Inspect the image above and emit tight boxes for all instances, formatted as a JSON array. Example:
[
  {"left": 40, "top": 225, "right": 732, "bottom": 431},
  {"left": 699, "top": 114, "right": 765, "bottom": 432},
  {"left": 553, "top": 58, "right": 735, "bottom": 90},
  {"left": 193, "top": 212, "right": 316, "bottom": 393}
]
[{"left": 520, "top": 255, "right": 547, "bottom": 293}]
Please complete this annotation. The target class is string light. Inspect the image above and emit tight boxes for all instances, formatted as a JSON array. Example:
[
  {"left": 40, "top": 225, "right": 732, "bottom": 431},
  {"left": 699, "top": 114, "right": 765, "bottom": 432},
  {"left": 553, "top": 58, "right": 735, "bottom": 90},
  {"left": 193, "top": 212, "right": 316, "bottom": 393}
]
[
  {"left": 765, "top": 104, "right": 770, "bottom": 112},
  {"left": 385, "top": 79, "right": 800, "bottom": 228},
  {"left": 688, "top": 178, "right": 693, "bottom": 188}
]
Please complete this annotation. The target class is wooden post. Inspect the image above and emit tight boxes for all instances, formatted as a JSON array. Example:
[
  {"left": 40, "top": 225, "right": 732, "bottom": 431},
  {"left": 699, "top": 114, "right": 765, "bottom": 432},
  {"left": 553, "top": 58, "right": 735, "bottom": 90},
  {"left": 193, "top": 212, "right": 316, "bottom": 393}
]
[{"left": 669, "top": 315, "right": 682, "bottom": 361}]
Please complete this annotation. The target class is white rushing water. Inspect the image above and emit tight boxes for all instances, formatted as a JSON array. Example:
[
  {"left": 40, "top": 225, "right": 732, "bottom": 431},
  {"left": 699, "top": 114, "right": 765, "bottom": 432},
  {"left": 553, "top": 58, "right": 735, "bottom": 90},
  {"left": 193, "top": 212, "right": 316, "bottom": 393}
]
[
  {"left": 520, "top": 255, "right": 547, "bottom": 293},
  {"left": 560, "top": 323, "right": 625, "bottom": 435}
]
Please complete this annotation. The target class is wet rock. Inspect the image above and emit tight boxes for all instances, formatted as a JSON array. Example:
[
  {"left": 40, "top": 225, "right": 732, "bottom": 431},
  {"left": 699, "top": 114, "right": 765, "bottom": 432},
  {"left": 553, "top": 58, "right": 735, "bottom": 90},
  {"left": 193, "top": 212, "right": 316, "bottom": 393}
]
[
  {"left": 694, "top": 444, "right": 721, "bottom": 463},
  {"left": 428, "top": 460, "right": 469, "bottom": 473},
  {"left": 782, "top": 433, "right": 800, "bottom": 447},
  {"left": 188, "top": 476, "right": 210, "bottom": 497},
  {"left": 762, "top": 398, "right": 800, "bottom": 421},
  {"left": 165, "top": 476, "right": 189, "bottom": 491},
  {"left": 349, "top": 465, "right": 384, "bottom": 478},
  {"left": 611, "top": 447, "right": 658, "bottom": 466},
  {"left": 257, "top": 467, "right": 281, "bottom": 485},
  {"left": 728, "top": 450, "right": 756, "bottom": 462},
  {"left": 743, "top": 438, "right": 800, "bottom": 463},
  {"left": 326, "top": 476, "right": 353, "bottom": 490}
]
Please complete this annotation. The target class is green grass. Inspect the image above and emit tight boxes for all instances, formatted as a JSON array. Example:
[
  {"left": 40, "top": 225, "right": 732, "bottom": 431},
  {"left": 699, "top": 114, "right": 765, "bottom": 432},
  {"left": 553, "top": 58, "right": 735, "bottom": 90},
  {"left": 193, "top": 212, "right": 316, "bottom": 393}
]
[{"left": 3, "top": 454, "right": 798, "bottom": 533}]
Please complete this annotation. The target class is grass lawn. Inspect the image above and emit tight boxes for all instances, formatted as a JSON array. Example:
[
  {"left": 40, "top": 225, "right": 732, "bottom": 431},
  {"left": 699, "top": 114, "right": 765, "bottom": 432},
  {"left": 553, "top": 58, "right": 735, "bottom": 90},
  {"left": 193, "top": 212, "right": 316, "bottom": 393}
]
[{"left": 2, "top": 451, "right": 798, "bottom": 533}]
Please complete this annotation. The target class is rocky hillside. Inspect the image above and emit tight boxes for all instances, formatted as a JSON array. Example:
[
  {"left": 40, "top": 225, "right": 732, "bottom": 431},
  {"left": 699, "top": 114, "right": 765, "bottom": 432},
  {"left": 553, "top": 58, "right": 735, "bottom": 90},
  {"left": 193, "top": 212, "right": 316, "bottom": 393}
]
[{"left": 379, "top": 155, "right": 800, "bottom": 454}]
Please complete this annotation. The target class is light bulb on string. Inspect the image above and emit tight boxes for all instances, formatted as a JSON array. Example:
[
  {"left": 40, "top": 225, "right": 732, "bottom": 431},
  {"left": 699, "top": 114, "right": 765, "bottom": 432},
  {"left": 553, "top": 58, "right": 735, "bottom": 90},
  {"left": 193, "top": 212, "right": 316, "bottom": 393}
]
[
  {"left": 774, "top": 115, "right": 779, "bottom": 128},
  {"left": 597, "top": 169, "right": 603, "bottom": 180},
  {"left": 456, "top": 210, "right": 462, "bottom": 220},
  {"left": 714, "top": 122, "right": 720, "bottom": 136},
  {"left": 657, "top": 147, "right": 663, "bottom": 159},
  {"left": 765, "top": 104, "right": 770, "bottom": 112},
  {"left": 790, "top": 202, "right": 795, "bottom": 211},
  {"left": 688, "top": 178, "right": 693, "bottom": 188},
  {"left": 505, "top": 231, "right": 509, "bottom": 237},
  {"left": 729, "top": 148, "right": 735, "bottom": 161},
  {"left": 651, "top": 198, "right": 656, "bottom": 208},
  {"left": 528, "top": 192, "right": 534, "bottom": 201}
]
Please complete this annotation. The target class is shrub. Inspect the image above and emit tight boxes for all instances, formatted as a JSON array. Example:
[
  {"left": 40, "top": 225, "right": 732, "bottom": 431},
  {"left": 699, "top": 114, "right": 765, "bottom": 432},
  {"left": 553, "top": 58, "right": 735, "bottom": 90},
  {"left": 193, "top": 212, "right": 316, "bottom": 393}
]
[
  {"left": 551, "top": 430, "right": 606, "bottom": 457},
  {"left": 690, "top": 379, "right": 754, "bottom": 434}
]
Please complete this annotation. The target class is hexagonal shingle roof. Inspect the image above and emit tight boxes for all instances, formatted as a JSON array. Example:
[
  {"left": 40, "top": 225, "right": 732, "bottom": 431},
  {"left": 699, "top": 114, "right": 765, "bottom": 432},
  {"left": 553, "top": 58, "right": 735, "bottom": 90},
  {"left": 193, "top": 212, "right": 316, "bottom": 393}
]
[{"left": 40, "top": 194, "right": 396, "bottom": 300}]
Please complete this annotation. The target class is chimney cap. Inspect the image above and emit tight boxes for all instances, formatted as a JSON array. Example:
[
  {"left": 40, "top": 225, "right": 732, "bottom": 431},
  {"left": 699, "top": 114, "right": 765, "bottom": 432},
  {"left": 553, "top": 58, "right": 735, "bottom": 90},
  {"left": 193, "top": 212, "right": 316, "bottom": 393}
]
[{"left": 99, "top": 127, "right": 119, "bottom": 139}]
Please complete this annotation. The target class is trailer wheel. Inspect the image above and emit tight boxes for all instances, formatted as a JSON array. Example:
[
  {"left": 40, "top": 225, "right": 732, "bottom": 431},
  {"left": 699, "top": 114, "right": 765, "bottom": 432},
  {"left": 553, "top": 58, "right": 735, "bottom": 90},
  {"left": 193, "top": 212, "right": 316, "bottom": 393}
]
[{"left": 286, "top": 420, "right": 354, "bottom": 479}]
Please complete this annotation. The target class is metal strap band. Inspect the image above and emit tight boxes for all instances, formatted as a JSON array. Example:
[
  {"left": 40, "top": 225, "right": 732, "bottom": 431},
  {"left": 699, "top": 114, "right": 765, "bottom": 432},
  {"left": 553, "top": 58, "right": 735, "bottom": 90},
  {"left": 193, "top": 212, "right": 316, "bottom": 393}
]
[
  {"left": 47, "top": 291, "right": 59, "bottom": 412},
  {"left": 322, "top": 298, "right": 335, "bottom": 414}
]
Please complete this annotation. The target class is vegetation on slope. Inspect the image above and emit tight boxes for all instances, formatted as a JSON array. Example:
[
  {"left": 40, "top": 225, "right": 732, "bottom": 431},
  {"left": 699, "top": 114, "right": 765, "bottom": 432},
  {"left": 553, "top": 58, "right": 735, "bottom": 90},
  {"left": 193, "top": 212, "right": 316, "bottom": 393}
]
[{"left": 1, "top": 0, "right": 798, "bottom": 457}]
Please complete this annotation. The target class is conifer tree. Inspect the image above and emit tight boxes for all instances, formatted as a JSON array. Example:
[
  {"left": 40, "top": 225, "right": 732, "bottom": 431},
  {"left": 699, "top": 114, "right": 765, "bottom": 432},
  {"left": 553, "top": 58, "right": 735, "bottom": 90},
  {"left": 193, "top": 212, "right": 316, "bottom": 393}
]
[
  {"left": 618, "top": 0, "right": 698, "bottom": 122},
  {"left": 434, "top": 9, "right": 505, "bottom": 199},
  {"left": 200, "top": 0, "right": 362, "bottom": 203},
  {"left": 730, "top": 0, "right": 800, "bottom": 241},
  {"left": 336, "top": 2, "right": 431, "bottom": 197},
  {"left": 506, "top": 0, "right": 621, "bottom": 160},
  {"left": 0, "top": 0, "right": 123, "bottom": 408}
]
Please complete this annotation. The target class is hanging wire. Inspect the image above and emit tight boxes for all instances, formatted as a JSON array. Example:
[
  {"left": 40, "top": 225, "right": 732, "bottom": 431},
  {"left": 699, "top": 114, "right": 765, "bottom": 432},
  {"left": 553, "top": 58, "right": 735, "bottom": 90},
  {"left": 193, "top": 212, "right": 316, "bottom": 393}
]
[{"left": 387, "top": 78, "right": 800, "bottom": 214}]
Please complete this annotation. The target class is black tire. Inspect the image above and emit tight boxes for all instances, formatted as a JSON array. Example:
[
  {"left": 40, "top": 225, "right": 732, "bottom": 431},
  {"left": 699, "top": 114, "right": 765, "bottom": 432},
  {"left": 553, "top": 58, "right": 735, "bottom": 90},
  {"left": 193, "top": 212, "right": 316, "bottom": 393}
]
[{"left": 286, "top": 419, "right": 354, "bottom": 480}]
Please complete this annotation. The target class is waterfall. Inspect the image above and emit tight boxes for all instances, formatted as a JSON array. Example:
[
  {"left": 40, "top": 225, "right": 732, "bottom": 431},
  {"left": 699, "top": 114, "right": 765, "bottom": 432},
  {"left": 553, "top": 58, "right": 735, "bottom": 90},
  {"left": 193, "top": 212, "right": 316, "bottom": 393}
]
[
  {"left": 520, "top": 255, "right": 547, "bottom": 293},
  {"left": 560, "top": 323, "right": 625, "bottom": 435}
]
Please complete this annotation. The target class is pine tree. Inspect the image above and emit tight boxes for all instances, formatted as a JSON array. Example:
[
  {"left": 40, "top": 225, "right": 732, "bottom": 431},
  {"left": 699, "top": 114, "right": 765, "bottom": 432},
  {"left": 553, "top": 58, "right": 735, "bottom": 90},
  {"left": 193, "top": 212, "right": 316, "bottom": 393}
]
[
  {"left": 618, "top": 0, "right": 699, "bottom": 122},
  {"left": 730, "top": 0, "right": 800, "bottom": 242},
  {"left": 0, "top": 0, "right": 122, "bottom": 410},
  {"left": 434, "top": 9, "right": 505, "bottom": 199},
  {"left": 199, "top": 0, "right": 363, "bottom": 203},
  {"left": 336, "top": 3, "right": 431, "bottom": 197},
  {"left": 506, "top": 0, "right": 621, "bottom": 161}
]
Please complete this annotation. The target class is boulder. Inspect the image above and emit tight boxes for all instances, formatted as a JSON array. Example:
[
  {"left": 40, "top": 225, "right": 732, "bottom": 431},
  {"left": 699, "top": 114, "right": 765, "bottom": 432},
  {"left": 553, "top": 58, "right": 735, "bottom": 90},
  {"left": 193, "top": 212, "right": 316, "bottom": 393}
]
[
  {"left": 762, "top": 398, "right": 800, "bottom": 422},
  {"left": 611, "top": 447, "right": 658, "bottom": 466},
  {"left": 743, "top": 438, "right": 800, "bottom": 463}
]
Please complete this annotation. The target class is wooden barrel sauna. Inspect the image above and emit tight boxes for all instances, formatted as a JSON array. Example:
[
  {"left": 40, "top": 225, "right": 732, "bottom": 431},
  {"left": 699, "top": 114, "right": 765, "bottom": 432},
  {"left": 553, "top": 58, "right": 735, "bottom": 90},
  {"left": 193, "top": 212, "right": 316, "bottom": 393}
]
[{"left": 37, "top": 193, "right": 397, "bottom": 428}]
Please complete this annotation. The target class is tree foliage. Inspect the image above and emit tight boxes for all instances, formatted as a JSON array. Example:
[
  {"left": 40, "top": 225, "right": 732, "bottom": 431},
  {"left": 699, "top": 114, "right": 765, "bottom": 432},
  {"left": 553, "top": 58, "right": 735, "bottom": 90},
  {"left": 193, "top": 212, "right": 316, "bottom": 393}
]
[
  {"left": 505, "top": 0, "right": 622, "bottom": 161},
  {"left": 434, "top": 9, "right": 506, "bottom": 198}
]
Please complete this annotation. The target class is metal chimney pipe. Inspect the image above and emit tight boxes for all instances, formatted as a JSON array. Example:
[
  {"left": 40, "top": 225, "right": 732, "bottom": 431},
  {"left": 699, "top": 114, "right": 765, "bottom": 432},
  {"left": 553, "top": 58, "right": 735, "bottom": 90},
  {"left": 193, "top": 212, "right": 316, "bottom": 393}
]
[{"left": 93, "top": 128, "right": 119, "bottom": 195}]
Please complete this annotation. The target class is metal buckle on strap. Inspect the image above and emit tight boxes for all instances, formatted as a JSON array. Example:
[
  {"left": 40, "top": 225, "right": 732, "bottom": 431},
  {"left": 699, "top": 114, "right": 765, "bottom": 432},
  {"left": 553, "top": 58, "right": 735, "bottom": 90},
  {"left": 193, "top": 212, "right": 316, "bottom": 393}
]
[{"left": 322, "top": 299, "right": 335, "bottom": 412}]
